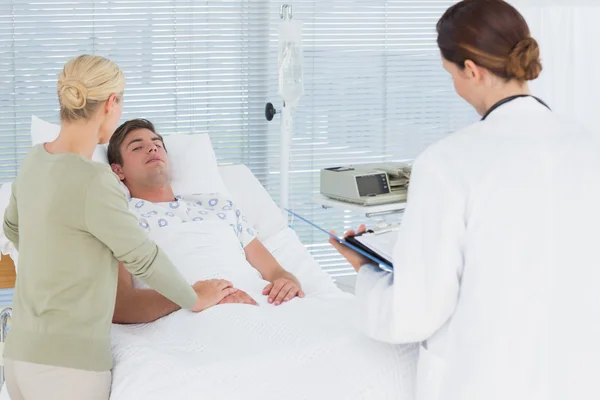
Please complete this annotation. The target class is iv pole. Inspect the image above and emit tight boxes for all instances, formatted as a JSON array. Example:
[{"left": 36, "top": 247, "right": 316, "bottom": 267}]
[
  {"left": 280, "top": 4, "right": 292, "bottom": 219},
  {"left": 265, "top": 4, "right": 302, "bottom": 219}
]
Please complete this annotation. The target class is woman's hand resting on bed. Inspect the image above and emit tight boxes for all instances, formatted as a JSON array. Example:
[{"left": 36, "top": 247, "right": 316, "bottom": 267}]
[
  {"left": 218, "top": 289, "right": 259, "bottom": 306},
  {"left": 263, "top": 273, "right": 304, "bottom": 306},
  {"left": 191, "top": 279, "right": 239, "bottom": 312}
]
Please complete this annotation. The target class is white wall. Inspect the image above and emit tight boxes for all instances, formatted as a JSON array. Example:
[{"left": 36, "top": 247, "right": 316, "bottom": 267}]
[{"left": 511, "top": 1, "right": 600, "bottom": 131}]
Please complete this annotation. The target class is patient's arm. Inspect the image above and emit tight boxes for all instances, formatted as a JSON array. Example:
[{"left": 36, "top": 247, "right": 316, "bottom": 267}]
[
  {"left": 244, "top": 238, "right": 293, "bottom": 282},
  {"left": 244, "top": 238, "right": 304, "bottom": 305},
  {"left": 113, "top": 263, "right": 247, "bottom": 323},
  {"left": 113, "top": 262, "right": 181, "bottom": 324}
]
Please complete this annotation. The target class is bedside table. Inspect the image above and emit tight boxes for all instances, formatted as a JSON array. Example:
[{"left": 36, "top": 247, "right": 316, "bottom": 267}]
[{"left": 313, "top": 195, "right": 406, "bottom": 218}]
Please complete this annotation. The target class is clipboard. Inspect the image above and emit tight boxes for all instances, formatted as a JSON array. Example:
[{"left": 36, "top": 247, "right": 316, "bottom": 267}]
[{"left": 285, "top": 209, "right": 394, "bottom": 272}]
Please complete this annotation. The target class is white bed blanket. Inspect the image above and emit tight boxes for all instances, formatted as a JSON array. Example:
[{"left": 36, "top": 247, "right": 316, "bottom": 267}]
[
  {"left": 109, "top": 222, "right": 419, "bottom": 400},
  {"left": 110, "top": 298, "right": 418, "bottom": 400}
]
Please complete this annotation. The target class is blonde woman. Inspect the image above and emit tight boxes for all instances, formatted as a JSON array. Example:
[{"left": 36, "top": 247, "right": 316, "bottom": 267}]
[{"left": 2, "top": 55, "right": 237, "bottom": 399}]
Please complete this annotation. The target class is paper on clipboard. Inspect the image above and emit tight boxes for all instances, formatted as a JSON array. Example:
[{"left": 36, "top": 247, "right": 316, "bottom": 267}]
[{"left": 352, "top": 230, "right": 398, "bottom": 263}]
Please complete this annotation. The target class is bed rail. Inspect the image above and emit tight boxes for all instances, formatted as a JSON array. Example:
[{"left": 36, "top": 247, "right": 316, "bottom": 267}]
[{"left": 0, "top": 307, "right": 12, "bottom": 390}]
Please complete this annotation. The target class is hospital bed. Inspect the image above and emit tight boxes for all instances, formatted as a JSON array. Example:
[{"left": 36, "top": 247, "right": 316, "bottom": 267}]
[{"left": 0, "top": 163, "right": 418, "bottom": 400}]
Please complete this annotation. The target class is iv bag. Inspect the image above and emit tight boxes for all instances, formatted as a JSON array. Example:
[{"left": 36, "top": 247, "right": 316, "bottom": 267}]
[{"left": 278, "top": 19, "right": 304, "bottom": 106}]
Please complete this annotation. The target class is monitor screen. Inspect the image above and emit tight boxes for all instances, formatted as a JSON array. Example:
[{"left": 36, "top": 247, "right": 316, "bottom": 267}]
[{"left": 356, "top": 174, "right": 389, "bottom": 196}]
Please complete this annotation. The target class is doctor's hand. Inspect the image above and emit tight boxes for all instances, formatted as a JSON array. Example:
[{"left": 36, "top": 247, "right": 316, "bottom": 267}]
[
  {"left": 218, "top": 289, "right": 259, "bottom": 306},
  {"left": 191, "top": 279, "right": 238, "bottom": 312},
  {"left": 263, "top": 274, "right": 304, "bottom": 306},
  {"left": 329, "top": 224, "right": 371, "bottom": 272}
]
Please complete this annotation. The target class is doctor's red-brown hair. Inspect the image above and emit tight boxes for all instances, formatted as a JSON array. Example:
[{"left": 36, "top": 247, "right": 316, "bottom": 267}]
[{"left": 437, "top": 0, "right": 542, "bottom": 81}]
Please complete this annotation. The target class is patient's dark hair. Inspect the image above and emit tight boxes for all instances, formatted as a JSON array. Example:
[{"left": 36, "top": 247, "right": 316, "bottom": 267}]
[{"left": 108, "top": 118, "right": 166, "bottom": 166}]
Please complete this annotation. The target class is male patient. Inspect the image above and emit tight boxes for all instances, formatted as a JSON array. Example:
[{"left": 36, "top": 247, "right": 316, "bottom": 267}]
[{"left": 108, "top": 119, "right": 303, "bottom": 324}]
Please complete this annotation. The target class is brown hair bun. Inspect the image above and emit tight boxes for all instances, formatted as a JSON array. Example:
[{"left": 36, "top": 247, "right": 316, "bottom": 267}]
[{"left": 506, "top": 37, "right": 542, "bottom": 81}]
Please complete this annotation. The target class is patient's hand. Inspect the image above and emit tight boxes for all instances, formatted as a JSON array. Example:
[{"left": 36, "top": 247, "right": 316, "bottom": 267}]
[
  {"left": 218, "top": 289, "right": 258, "bottom": 306},
  {"left": 191, "top": 279, "right": 238, "bottom": 312},
  {"left": 263, "top": 275, "right": 304, "bottom": 306}
]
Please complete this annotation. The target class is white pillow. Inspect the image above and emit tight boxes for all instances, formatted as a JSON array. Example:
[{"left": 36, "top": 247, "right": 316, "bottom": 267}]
[
  {"left": 30, "top": 116, "right": 229, "bottom": 197},
  {"left": 219, "top": 164, "right": 285, "bottom": 239},
  {"left": 166, "top": 134, "right": 230, "bottom": 197},
  {"left": 31, "top": 116, "right": 108, "bottom": 164}
]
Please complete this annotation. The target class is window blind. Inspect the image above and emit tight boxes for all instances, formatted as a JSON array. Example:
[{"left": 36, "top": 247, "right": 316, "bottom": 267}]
[
  {"left": 0, "top": 0, "right": 272, "bottom": 179},
  {"left": 0, "top": 0, "right": 476, "bottom": 277},
  {"left": 263, "top": 1, "right": 477, "bottom": 275}
]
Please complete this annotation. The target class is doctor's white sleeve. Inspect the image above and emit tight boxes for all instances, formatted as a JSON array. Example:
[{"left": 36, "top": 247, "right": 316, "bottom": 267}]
[{"left": 355, "top": 152, "right": 466, "bottom": 344}]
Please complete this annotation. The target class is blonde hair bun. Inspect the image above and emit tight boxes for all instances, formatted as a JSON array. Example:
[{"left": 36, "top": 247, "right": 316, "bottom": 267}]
[
  {"left": 59, "top": 79, "right": 89, "bottom": 111},
  {"left": 506, "top": 37, "right": 542, "bottom": 81},
  {"left": 57, "top": 55, "right": 125, "bottom": 122}
]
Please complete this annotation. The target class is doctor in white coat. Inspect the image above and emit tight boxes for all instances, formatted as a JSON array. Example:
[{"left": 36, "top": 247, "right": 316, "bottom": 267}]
[{"left": 330, "top": 1, "right": 600, "bottom": 399}]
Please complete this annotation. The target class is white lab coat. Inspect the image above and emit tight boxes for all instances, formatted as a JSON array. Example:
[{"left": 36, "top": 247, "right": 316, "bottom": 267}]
[{"left": 355, "top": 97, "right": 600, "bottom": 400}]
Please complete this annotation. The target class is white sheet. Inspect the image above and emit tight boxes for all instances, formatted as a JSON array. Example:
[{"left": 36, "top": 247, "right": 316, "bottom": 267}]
[
  {"left": 110, "top": 299, "right": 418, "bottom": 400},
  {"left": 109, "top": 221, "right": 418, "bottom": 399}
]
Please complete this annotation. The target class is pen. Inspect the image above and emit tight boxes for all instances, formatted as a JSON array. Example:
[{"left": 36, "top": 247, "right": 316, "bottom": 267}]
[{"left": 372, "top": 226, "right": 400, "bottom": 235}]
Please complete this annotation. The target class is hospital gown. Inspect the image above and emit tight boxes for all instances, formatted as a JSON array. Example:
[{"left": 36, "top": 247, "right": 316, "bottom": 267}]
[{"left": 128, "top": 193, "right": 257, "bottom": 251}]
